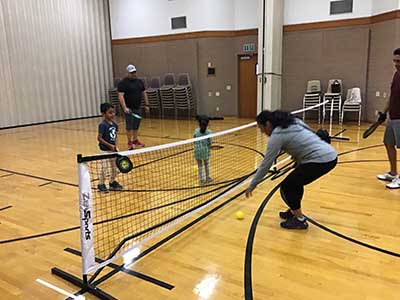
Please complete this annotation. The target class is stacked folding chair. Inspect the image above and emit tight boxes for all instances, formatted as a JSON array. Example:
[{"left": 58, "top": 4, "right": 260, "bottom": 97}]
[
  {"left": 160, "top": 86, "right": 175, "bottom": 118},
  {"left": 302, "top": 80, "right": 322, "bottom": 123},
  {"left": 163, "top": 73, "right": 176, "bottom": 87},
  {"left": 187, "top": 85, "right": 195, "bottom": 115},
  {"left": 174, "top": 73, "right": 195, "bottom": 119}
]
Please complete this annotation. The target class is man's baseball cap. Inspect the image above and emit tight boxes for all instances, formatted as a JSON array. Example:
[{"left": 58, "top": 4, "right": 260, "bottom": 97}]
[{"left": 127, "top": 64, "right": 137, "bottom": 73}]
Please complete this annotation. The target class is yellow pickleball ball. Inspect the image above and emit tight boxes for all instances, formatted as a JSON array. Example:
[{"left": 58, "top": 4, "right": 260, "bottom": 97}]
[{"left": 235, "top": 211, "right": 244, "bottom": 220}]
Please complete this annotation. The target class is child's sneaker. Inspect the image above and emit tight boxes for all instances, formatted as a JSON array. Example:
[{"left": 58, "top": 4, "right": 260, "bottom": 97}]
[
  {"left": 133, "top": 140, "right": 145, "bottom": 147},
  {"left": 386, "top": 176, "right": 400, "bottom": 189},
  {"left": 128, "top": 142, "right": 135, "bottom": 151},
  {"left": 98, "top": 184, "right": 109, "bottom": 193},
  {"left": 109, "top": 181, "right": 123, "bottom": 191},
  {"left": 279, "top": 209, "right": 294, "bottom": 220},
  {"left": 377, "top": 172, "right": 397, "bottom": 181},
  {"left": 205, "top": 177, "right": 213, "bottom": 183},
  {"left": 280, "top": 217, "right": 308, "bottom": 229}
]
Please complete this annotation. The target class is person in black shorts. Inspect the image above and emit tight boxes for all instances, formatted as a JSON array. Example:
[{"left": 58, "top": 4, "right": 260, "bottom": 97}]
[
  {"left": 97, "top": 103, "right": 123, "bottom": 193},
  {"left": 118, "top": 64, "right": 150, "bottom": 150}
]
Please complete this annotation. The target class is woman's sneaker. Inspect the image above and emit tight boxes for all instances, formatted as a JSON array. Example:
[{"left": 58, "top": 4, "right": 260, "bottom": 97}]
[
  {"left": 377, "top": 172, "right": 397, "bottom": 181},
  {"left": 279, "top": 209, "right": 294, "bottom": 220},
  {"left": 280, "top": 217, "right": 308, "bottom": 229},
  {"left": 386, "top": 176, "right": 400, "bottom": 189}
]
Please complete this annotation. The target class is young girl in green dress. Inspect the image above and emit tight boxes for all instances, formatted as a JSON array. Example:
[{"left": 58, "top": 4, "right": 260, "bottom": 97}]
[{"left": 193, "top": 116, "right": 213, "bottom": 184}]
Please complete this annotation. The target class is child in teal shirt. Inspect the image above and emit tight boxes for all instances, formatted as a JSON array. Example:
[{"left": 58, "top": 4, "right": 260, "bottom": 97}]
[{"left": 193, "top": 117, "right": 212, "bottom": 184}]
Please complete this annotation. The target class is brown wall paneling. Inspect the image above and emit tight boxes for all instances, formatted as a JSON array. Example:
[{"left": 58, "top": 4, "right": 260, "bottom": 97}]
[
  {"left": 282, "top": 25, "right": 370, "bottom": 122},
  {"left": 197, "top": 37, "right": 237, "bottom": 116}
]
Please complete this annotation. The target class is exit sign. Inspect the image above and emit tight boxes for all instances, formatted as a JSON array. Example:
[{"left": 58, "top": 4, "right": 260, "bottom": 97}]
[{"left": 243, "top": 43, "right": 256, "bottom": 53}]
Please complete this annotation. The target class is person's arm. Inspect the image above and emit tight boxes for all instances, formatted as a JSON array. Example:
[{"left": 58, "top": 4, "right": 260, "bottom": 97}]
[
  {"left": 378, "top": 100, "right": 389, "bottom": 123},
  {"left": 117, "top": 81, "right": 130, "bottom": 114},
  {"left": 383, "top": 77, "right": 395, "bottom": 114},
  {"left": 115, "top": 124, "right": 119, "bottom": 152},
  {"left": 114, "top": 136, "right": 119, "bottom": 152},
  {"left": 383, "top": 99, "right": 390, "bottom": 114},
  {"left": 207, "top": 130, "right": 212, "bottom": 147},
  {"left": 97, "top": 134, "right": 116, "bottom": 151},
  {"left": 143, "top": 91, "right": 150, "bottom": 112},
  {"left": 246, "top": 135, "right": 282, "bottom": 197},
  {"left": 118, "top": 92, "right": 130, "bottom": 114}
]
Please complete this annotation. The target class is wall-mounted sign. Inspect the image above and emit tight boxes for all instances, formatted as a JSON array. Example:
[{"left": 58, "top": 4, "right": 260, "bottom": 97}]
[{"left": 243, "top": 43, "right": 256, "bottom": 53}]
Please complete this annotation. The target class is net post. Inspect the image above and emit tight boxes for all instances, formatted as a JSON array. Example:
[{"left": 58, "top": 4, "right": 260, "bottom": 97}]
[{"left": 78, "top": 160, "right": 96, "bottom": 275}]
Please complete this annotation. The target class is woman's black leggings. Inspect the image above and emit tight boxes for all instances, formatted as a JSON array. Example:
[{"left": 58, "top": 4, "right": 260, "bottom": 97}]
[{"left": 280, "top": 158, "right": 337, "bottom": 210}]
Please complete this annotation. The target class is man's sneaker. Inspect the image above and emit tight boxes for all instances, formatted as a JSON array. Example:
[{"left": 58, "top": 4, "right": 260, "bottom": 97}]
[
  {"left": 279, "top": 209, "right": 294, "bottom": 220},
  {"left": 377, "top": 172, "right": 397, "bottom": 182},
  {"left": 98, "top": 184, "right": 109, "bottom": 193},
  {"left": 133, "top": 140, "right": 145, "bottom": 147},
  {"left": 386, "top": 176, "right": 400, "bottom": 189},
  {"left": 280, "top": 217, "right": 308, "bottom": 230},
  {"left": 128, "top": 142, "right": 135, "bottom": 151},
  {"left": 109, "top": 181, "right": 123, "bottom": 191}
]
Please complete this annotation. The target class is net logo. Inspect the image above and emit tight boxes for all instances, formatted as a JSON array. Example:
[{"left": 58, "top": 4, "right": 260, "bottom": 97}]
[{"left": 81, "top": 192, "right": 92, "bottom": 241}]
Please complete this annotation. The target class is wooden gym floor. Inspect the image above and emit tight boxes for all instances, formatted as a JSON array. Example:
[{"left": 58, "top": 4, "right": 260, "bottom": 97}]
[{"left": 0, "top": 116, "right": 399, "bottom": 300}]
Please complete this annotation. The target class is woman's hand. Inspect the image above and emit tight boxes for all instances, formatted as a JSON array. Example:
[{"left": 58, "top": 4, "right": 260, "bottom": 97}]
[{"left": 245, "top": 187, "right": 254, "bottom": 198}]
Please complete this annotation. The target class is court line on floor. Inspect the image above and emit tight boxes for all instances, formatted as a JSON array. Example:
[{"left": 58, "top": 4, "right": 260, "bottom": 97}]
[
  {"left": 0, "top": 168, "right": 77, "bottom": 187},
  {"left": 0, "top": 205, "right": 12, "bottom": 212},
  {"left": 337, "top": 159, "right": 397, "bottom": 164},
  {"left": 305, "top": 217, "right": 400, "bottom": 258},
  {"left": 36, "top": 278, "right": 85, "bottom": 300},
  {"left": 244, "top": 184, "right": 280, "bottom": 300},
  {"left": 337, "top": 144, "right": 383, "bottom": 156},
  {"left": 0, "top": 173, "right": 14, "bottom": 178}
]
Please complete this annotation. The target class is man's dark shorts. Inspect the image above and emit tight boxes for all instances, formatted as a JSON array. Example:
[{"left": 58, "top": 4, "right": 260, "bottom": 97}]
[{"left": 125, "top": 108, "right": 142, "bottom": 130}]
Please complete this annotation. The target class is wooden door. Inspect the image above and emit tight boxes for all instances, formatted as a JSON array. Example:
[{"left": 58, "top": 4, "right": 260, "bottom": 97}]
[{"left": 238, "top": 55, "right": 258, "bottom": 118}]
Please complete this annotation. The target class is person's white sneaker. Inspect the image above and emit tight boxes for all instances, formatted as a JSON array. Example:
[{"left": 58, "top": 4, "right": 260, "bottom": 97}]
[
  {"left": 377, "top": 172, "right": 397, "bottom": 182},
  {"left": 386, "top": 176, "right": 400, "bottom": 189}
]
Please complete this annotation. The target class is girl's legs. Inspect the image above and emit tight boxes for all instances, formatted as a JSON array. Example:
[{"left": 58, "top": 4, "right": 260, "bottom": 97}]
[
  {"left": 197, "top": 159, "right": 204, "bottom": 183},
  {"left": 204, "top": 160, "right": 212, "bottom": 182}
]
